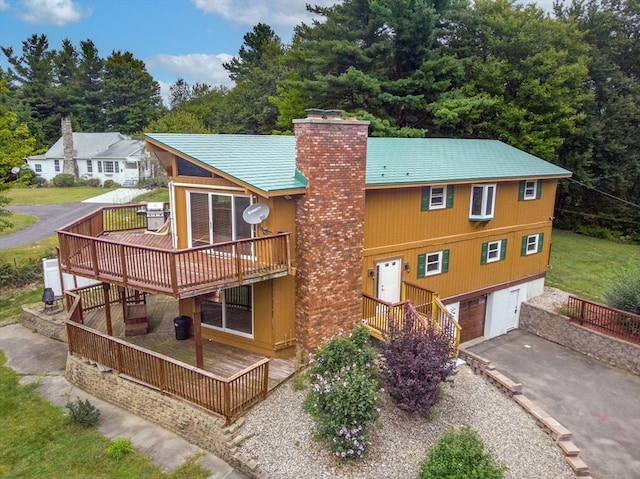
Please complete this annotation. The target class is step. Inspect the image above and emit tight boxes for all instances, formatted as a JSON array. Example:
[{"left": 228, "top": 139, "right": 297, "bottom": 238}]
[
  {"left": 566, "top": 455, "right": 589, "bottom": 476},
  {"left": 558, "top": 439, "right": 580, "bottom": 456}
]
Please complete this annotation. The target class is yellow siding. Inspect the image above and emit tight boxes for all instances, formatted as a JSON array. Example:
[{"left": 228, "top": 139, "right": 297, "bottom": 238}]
[{"left": 363, "top": 180, "right": 557, "bottom": 299}]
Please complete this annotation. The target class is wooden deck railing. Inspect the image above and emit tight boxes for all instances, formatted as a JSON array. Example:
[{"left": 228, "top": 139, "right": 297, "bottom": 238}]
[
  {"left": 64, "top": 288, "right": 269, "bottom": 422},
  {"left": 57, "top": 205, "right": 291, "bottom": 298},
  {"left": 567, "top": 295, "right": 640, "bottom": 344},
  {"left": 362, "top": 282, "right": 461, "bottom": 356}
]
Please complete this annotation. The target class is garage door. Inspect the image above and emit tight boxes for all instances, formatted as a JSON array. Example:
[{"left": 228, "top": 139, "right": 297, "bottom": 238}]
[{"left": 458, "top": 295, "right": 487, "bottom": 343}]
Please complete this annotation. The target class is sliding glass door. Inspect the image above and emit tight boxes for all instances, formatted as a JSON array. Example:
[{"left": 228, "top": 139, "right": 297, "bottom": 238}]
[{"left": 188, "top": 192, "right": 252, "bottom": 247}]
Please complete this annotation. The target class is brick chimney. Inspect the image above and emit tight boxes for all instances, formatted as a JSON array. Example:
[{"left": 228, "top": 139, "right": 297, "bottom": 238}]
[
  {"left": 61, "top": 116, "right": 78, "bottom": 179},
  {"left": 293, "top": 109, "right": 369, "bottom": 358}
]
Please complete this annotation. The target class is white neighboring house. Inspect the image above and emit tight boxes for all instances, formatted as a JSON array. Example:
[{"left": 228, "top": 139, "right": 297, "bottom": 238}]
[{"left": 26, "top": 132, "right": 152, "bottom": 187}]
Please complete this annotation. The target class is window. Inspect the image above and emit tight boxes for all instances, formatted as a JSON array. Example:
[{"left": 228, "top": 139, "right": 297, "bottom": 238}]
[
  {"left": 469, "top": 184, "right": 496, "bottom": 220},
  {"left": 421, "top": 185, "right": 454, "bottom": 211},
  {"left": 87, "top": 160, "right": 92, "bottom": 173},
  {"left": 34, "top": 164, "right": 42, "bottom": 173},
  {"left": 417, "top": 250, "right": 450, "bottom": 277},
  {"left": 521, "top": 233, "right": 544, "bottom": 255},
  {"left": 98, "top": 160, "right": 115, "bottom": 173},
  {"left": 519, "top": 180, "right": 541, "bottom": 201},
  {"left": 54, "top": 159, "right": 60, "bottom": 172},
  {"left": 481, "top": 239, "right": 507, "bottom": 264},
  {"left": 201, "top": 285, "right": 253, "bottom": 337},
  {"left": 188, "top": 192, "right": 252, "bottom": 247}
]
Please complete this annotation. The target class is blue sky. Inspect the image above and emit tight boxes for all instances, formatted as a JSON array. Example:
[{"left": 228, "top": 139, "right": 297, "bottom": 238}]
[{"left": 0, "top": 0, "right": 556, "bottom": 106}]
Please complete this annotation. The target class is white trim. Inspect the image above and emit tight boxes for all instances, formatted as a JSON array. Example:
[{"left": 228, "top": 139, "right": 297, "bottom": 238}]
[{"left": 172, "top": 181, "right": 245, "bottom": 191}]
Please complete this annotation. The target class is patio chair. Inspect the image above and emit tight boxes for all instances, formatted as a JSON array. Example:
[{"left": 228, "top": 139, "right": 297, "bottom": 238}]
[{"left": 42, "top": 287, "right": 62, "bottom": 310}]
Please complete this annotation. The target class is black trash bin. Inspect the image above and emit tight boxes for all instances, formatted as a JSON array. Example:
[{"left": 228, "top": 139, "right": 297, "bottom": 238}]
[{"left": 173, "top": 315, "right": 191, "bottom": 340}]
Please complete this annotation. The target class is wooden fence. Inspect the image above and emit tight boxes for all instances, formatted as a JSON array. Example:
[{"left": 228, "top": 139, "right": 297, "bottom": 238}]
[
  {"left": 567, "top": 295, "right": 640, "bottom": 344},
  {"left": 64, "top": 289, "right": 269, "bottom": 422}
]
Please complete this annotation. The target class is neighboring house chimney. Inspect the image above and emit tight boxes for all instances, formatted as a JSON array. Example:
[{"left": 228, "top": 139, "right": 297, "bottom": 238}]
[
  {"left": 61, "top": 116, "right": 78, "bottom": 179},
  {"left": 293, "top": 109, "right": 369, "bottom": 358}
]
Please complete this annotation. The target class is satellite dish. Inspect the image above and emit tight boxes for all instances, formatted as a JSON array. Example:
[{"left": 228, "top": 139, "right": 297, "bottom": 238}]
[
  {"left": 11, "top": 166, "right": 20, "bottom": 175},
  {"left": 242, "top": 203, "right": 270, "bottom": 224}
]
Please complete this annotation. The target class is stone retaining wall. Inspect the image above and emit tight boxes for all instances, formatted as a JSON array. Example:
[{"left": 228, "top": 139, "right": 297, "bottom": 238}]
[
  {"left": 65, "top": 355, "right": 266, "bottom": 478},
  {"left": 520, "top": 303, "right": 640, "bottom": 376},
  {"left": 20, "top": 304, "right": 67, "bottom": 342}
]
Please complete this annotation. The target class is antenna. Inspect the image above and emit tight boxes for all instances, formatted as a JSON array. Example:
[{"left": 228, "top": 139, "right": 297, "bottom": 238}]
[{"left": 242, "top": 203, "right": 270, "bottom": 225}]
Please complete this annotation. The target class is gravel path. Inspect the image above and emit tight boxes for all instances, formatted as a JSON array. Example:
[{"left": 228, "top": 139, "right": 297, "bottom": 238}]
[{"left": 238, "top": 365, "right": 575, "bottom": 478}]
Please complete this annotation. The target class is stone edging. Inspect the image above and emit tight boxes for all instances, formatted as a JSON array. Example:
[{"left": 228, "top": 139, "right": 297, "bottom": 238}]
[{"left": 459, "top": 349, "right": 592, "bottom": 478}]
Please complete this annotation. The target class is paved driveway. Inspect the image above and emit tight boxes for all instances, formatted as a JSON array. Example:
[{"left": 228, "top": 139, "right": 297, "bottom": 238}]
[
  {"left": 466, "top": 329, "right": 640, "bottom": 479},
  {"left": 2, "top": 188, "right": 149, "bottom": 250}
]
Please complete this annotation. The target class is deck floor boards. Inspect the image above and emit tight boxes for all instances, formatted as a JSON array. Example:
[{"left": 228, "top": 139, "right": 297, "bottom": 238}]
[{"left": 82, "top": 295, "right": 296, "bottom": 391}]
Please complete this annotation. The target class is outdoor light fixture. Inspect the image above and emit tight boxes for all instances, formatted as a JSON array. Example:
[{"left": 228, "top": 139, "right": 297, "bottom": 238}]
[{"left": 404, "top": 262, "right": 411, "bottom": 273}]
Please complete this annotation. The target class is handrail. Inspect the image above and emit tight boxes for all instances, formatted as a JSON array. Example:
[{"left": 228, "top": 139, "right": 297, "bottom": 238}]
[{"left": 567, "top": 295, "right": 640, "bottom": 344}]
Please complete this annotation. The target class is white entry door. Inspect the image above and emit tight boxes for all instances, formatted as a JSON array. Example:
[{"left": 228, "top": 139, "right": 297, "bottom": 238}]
[
  {"left": 376, "top": 258, "right": 402, "bottom": 304},
  {"left": 507, "top": 288, "right": 520, "bottom": 331}
]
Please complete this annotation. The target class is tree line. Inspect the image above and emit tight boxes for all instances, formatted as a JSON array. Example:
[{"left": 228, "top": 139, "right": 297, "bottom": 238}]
[{"left": 1, "top": 0, "right": 639, "bottom": 238}]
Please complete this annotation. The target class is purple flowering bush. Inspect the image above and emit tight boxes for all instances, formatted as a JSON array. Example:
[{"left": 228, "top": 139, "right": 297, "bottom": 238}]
[
  {"left": 303, "top": 324, "right": 381, "bottom": 460},
  {"left": 380, "top": 304, "right": 455, "bottom": 415}
]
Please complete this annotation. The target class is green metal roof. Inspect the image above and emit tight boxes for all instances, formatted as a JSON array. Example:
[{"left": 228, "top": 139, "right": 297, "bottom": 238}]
[{"left": 145, "top": 133, "right": 571, "bottom": 194}]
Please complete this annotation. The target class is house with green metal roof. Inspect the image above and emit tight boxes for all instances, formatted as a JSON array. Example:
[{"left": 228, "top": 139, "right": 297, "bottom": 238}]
[{"left": 139, "top": 110, "right": 570, "bottom": 358}]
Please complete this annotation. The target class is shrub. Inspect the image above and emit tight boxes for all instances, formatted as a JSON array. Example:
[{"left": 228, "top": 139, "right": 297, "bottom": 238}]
[
  {"left": 419, "top": 426, "right": 507, "bottom": 479},
  {"left": 52, "top": 173, "right": 76, "bottom": 187},
  {"left": 86, "top": 178, "right": 101, "bottom": 187},
  {"left": 379, "top": 304, "right": 455, "bottom": 415},
  {"left": 140, "top": 176, "right": 168, "bottom": 189},
  {"left": 65, "top": 397, "right": 101, "bottom": 427},
  {"left": 103, "top": 179, "right": 121, "bottom": 188},
  {"left": 106, "top": 437, "right": 134, "bottom": 459},
  {"left": 304, "top": 324, "right": 381, "bottom": 459},
  {"left": 31, "top": 176, "right": 47, "bottom": 187},
  {"left": 604, "top": 263, "right": 640, "bottom": 315},
  {"left": 0, "top": 258, "right": 43, "bottom": 287}
]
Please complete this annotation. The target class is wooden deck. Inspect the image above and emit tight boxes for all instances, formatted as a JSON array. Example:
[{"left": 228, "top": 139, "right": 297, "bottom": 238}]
[{"left": 82, "top": 294, "right": 296, "bottom": 391}]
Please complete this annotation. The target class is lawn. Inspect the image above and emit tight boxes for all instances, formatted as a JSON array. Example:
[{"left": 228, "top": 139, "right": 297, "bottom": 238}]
[
  {"left": 0, "top": 212, "right": 37, "bottom": 237},
  {"left": 547, "top": 229, "right": 640, "bottom": 302},
  {"left": 0, "top": 351, "right": 209, "bottom": 479},
  {"left": 5, "top": 185, "right": 112, "bottom": 205}
]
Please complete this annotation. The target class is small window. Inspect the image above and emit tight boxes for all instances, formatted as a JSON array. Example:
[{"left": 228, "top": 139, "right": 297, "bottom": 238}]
[
  {"left": 417, "top": 250, "right": 450, "bottom": 277},
  {"left": 421, "top": 185, "right": 454, "bottom": 211},
  {"left": 87, "top": 160, "right": 93, "bottom": 173},
  {"left": 34, "top": 164, "right": 42, "bottom": 173},
  {"left": 519, "top": 180, "right": 541, "bottom": 201},
  {"left": 481, "top": 239, "right": 507, "bottom": 264},
  {"left": 469, "top": 184, "right": 496, "bottom": 221},
  {"left": 54, "top": 159, "right": 60, "bottom": 172},
  {"left": 521, "top": 233, "right": 544, "bottom": 255}
]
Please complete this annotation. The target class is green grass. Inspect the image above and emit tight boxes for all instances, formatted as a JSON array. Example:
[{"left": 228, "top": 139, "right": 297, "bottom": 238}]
[
  {"left": 5, "top": 186, "right": 111, "bottom": 205},
  {"left": 548, "top": 229, "right": 640, "bottom": 302},
  {"left": 0, "top": 213, "right": 37, "bottom": 236},
  {"left": 0, "top": 351, "right": 210, "bottom": 479},
  {"left": 131, "top": 188, "right": 170, "bottom": 203}
]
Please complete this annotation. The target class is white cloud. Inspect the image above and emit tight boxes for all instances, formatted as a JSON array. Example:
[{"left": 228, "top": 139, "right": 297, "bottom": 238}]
[
  {"left": 18, "top": 0, "right": 89, "bottom": 26},
  {"left": 191, "top": 0, "right": 339, "bottom": 29},
  {"left": 146, "top": 53, "right": 235, "bottom": 104},
  {"left": 0, "top": 0, "right": 9, "bottom": 11}
]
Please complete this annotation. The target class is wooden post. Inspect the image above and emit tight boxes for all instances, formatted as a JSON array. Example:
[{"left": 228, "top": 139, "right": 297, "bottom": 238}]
[
  {"left": 103, "top": 283, "right": 113, "bottom": 336},
  {"left": 194, "top": 306, "right": 204, "bottom": 369}
]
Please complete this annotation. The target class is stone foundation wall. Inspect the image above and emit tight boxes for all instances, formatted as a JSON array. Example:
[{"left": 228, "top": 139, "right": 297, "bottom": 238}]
[
  {"left": 20, "top": 304, "right": 67, "bottom": 342},
  {"left": 520, "top": 302, "right": 640, "bottom": 376},
  {"left": 65, "top": 355, "right": 265, "bottom": 478}
]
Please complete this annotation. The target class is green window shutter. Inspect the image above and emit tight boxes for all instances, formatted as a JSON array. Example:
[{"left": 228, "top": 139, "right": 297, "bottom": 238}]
[
  {"left": 442, "top": 249, "right": 450, "bottom": 273},
  {"left": 538, "top": 233, "right": 544, "bottom": 253},
  {"left": 417, "top": 253, "right": 426, "bottom": 278},
  {"left": 421, "top": 187, "right": 430, "bottom": 211},
  {"left": 521, "top": 235, "right": 528, "bottom": 256},
  {"left": 536, "top": 180, "right": 542, "bottom": 199},
  {"left": 518, "top": 181, "right": 525, "bottom": 201},
  {"left": 500, "top": 239, "right": 507, "bottom": 260},
  {"left": 481, "top": 242, "right": 488, "bottom": 264},
  {"left": 446, "top": 185, "right": 454, "bottom": 208}
]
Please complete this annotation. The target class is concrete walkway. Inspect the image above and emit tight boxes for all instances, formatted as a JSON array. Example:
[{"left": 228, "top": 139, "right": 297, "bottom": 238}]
[
  {"left": 466, "top": 329, "right": 640, "bottom": 479},
  {"left": 0, "top": 323, "right": 246, "bottom": 479}
]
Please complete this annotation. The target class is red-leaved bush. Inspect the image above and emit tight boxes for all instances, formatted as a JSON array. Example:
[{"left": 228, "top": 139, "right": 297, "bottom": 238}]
[{"left": 379, "top": 303, "right": 455, "bottom": 415}]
